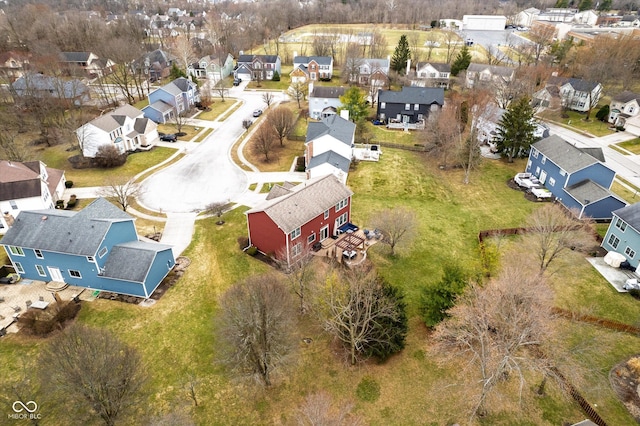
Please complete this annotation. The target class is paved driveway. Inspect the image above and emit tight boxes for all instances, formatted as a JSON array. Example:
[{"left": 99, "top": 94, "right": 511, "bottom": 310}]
[{"left": 138, "top": 90, "right": 285, "bottom": 213}]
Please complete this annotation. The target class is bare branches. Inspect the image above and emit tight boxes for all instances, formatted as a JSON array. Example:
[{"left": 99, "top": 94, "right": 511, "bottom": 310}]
[
  {"left": 266, "top": 105, "right": 296, "bottom": 146},
  {"left": 370, "top": 207, "right": 417, "bottom": 256},
  {"left": 251, "top": 125, "right": 277, "bottom": 162},
  {"left": 97, "top": 178, "right": 143, "bottom": 212}
]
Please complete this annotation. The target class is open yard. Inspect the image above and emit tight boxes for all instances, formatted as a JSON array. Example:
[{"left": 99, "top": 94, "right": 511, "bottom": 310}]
[{"left": 1, "top": 150, "right": 638, "bottom": 425}]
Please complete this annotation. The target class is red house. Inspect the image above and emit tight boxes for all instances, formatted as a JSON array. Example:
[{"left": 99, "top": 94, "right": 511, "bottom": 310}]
[{"left": 246, "top": 175, "right": 354, "bottom": 266}]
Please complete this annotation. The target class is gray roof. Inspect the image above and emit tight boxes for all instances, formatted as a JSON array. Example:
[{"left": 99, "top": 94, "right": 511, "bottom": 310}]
[
  {"left": 378, "top": 86, "right": 445, "bottom": 105},
  {"left": 613, "top": 91, "right": 640, "bottom": 104},
  {"left": 306, "top": 115, "right": 355, "bottom": 146},
  {"left": 467, "top": 63, "right": 515, "bottom": 78},
  {"left": 532, "top": 135, "right": 604, "bottom": 173},
  {"left": 547, "top": 76, "right": 600, "bottom": 93},
  {"left": 144, "top": 100, "right": 174, "bottom": 114},
  {"left": 416, "top": 62, "right": 451, "bottom": 72},
  {"left": 237, "top": 54, "right": 279, "bottom": 64},
  {"left": 246, "top": 174, "right": 353, "bottom": 234},
  {"left": 307, "top": 150, "right": 351, "bottom": 173},
  {"left": 613, "top": 202, "right": 640, "bottom": 230},
  {"left": 171, "top": 77, "right": 195, "bottom": 92},
  {"left": 1, "top": 198, "right": 133, "bottom": 256},
  {"left": 565, "top": 180, "right": 613, "bottom": 206},
  {"left": 60, "top": 52, "right": 93, "bottom": 63},
  {"left": 88, "top": 104, "right": 143, "bottom": 132},
  {"left": 12, "top": 73, "right": 89, "bottom": 99},
  {"left": 0, "top": 161, "right": 43, "bottom": 201},
  {"left": 102, "top": 240, "right": 171, "bottom": 283},
  {"left": 310, "top": 86, "right": 346, "bottom": 99},
  {"left": 293, "top": 56, "right": 333, "bottom": 66}
]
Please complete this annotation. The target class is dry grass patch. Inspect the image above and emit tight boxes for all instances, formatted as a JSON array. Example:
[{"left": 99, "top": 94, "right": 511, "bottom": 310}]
[{"left": 243, "top": 135, "right": 304, "bottom": 172}]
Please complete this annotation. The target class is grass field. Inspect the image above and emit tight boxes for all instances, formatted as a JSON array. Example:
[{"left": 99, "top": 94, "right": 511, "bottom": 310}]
[
  {"left": 617, "top": 137, "right": 640, "bottom": 154},
  {"left": 2, "top": 149, "right": 638, "bottom": 425},
  {"left": 538, "top": 109, "right": 615, "bottom": 137}
]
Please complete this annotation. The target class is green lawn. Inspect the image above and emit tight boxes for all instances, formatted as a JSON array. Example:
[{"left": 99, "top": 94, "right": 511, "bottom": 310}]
[
  {"left": 1, "top": 150, "right": 638, "bottom": 425},
  {"left": 617, "top": 137, "right": 640, "bottom": 154},
  {"left": 538, "top": 109, "right": 615, "bottom": 137},
  {"left": 197, "top": 99, "right": 240, "bottom": 121}
]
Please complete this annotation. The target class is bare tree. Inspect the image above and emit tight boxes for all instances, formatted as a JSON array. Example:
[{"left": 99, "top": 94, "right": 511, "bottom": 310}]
[
  {"left": 424, "top": 32, "right": 439, "bottom": 61},
  {"left": 297, "top": 391, "right": 364, "bottom": 426},
  {"left": 98, "top": 178, "right": 143, "bottom": 212},
  {"left": 421, "top": 102, "right": 461, "bottom": 169},
  {"left": 204, "top": 200, "right": 230, "bottom": 224},
  {"left": 212, "top": 78, "right": 229, "bottom": 102},
  {"left": 288, "top": 82, "right": 307, "bottom": 109},
  {"left": 251, "top": 125, "right": 277, "bottom": 162},
  {"left": 370, "top": 207, "right": 417, "bottom": 256},
  {"left": 175, "top": 110, "right": 190, "bottom": 134},
  {"left": 528, "top": 24, "right": 557, "bottom": 64},
  {"left": 522, "top": 204, "right": 597, "bottom": 274},
  {"left": 442, "top": 30, "right": 461, "bottom": 64},
  {"left": 275, "top": 243, "right": 316, "bottom": 314},
  {"left": 267, "top": 105, "right": 296, "bottom": 146},
  {"left": 368, "top": 29, "right": 388, "bottom": 59},
  {"left": 314, "top": 265, "right": 407, "bottom": 365},
  {"left": 39, "top": 324, "right": 147, "bottom": 426},
  {"left": 217, "top": 274, "right": 297, "bottom": 387},
  {"left": 433, "top": 259, "right": 562, "bottom": 420},
  {"left": 262, "top": 92, "right": 275, "bottom": 108},
  {"left": 408, "top": 31, "right": 423, "bottom": 65},
  {"left": 459, "top": 90, "right": 491, "bottom": 184},
  {"left": 170, "top": 34, "right": 197, "bottom": 72}
]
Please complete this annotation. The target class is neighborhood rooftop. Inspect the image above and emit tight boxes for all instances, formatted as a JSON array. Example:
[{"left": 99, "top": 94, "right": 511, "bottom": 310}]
[
  {"left": 565, "top": 180, "right": 615, "bottom": 206},
  {"left": 87, "top": 104, "right": 143, "bottom": 132},
  {"left": 532, "top": 135, "right": 604, "bottom": 173},
  {"left": 310, "top": 86, "right": 346, "bottom": 98},
  {"left": 246, "top": 174, "right": 353, "bottom": 234},
  {"left": 102, "top": 240, "right": 172, "bottom": 283},
  {"left": 0, "top": 161, "right": 62, "bottom": 202},
  {"left": 614, "top": 203, "right": 640, "bottom": 230},
  {"left": 547, "top": 76, "right": 600, "bottom": 92},
  {"left": 307, "top": 150, "right": 351, "bottom": 173},
  {"left": 306, "top": 115, "right": 356, "bottom": 146},
  {"left": 378, "top": 86, "right": 445, "bottom": 105}
]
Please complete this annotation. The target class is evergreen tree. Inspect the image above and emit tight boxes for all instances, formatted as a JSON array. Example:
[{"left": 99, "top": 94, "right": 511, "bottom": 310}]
[
  {"left": 451, "top": 45, "right": 472, "bottom": 76},
  {"left": 597, "top": 0, "right": 612, "bottom": 10},
  {"left": 391, "top": 34, "right": 411, "bottom": 75},
  {"left": 578, "top": 0, "right": 592, "bottom": 11},
  {"left": 363, "top": 279, "right": 408, "bottom": 362},
  {"left": 272, "top": 70, "right": 280, "bottom": 81},
  {"left": 420, "top": 263, "right": 468, "bottom": 327},
  {"left": 338, "top": 87, "right": 369, "bottom": 123},
  {"left": 495, "top": 97, "right": 536, "bottom": 162},
  {"left": 169, "top": 63, "right": 188, "bottom": 80}
]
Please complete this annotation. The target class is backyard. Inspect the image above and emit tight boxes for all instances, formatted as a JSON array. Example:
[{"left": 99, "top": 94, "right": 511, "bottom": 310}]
[{"left": 1, "top": 148, "right": 639, "bottom": 425}]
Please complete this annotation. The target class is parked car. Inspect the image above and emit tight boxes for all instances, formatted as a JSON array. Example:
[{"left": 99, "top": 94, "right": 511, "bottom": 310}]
[
  {"left": 253, "top": 109, "right": 263, "bottom": 117},
  {"left": 160, "top": 134, "right": 177, "bottom": 142},
  {"left": 233, "top": 78, "right": 241, "bottom": 86}
]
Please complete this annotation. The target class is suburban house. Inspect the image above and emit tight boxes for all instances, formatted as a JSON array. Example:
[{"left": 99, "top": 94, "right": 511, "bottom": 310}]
[
  {"left": 412, "top": 62, "right": 451, "bottom": 88},
  {"left": 465, "top": 63, "right": 516, "bottom": 89},
  {"left": 305, "top": 113, "right": 356, "bottom": 184},
  {"left": 602, "top": 203, "right": 640, "bottom": 271},
  {"left": 142, "top": 77, "right": 199, "bottom": 124},
  {"left": 525, "top": 135, "right": 627, "bottom": 219},
  {"left": 0, "top": 160, "right": 66, "bottom": 234},
  {"left": 245, "top": 174, "right": 354, "bottom": 266},
  {"left": 0, "top": 51, "right": 30, "bottom": 81},
  {"left": 137, "top": 49, "right": 177, "bottom": 82},
  {"left": 533, "top": 76, "right": 602, "bottom": 113},
  {"left": 1, "top": 198, "right": 175, "bottom": 298},
  {"left": 308, "top": 84, "right": 346, "bottom": 120},
  {"left": 234, "top": 55, "right": 281, "bottom": 81},
  {"left": 76, "top": 104, "right": 159, "bottom": 158},
  {"left": 348, "top": 58, "right": 390, "bottom": 88},
  {"left": 290, "top": 55, "right": 333, "bottom": 83},
  {"left": 59, "top": 52, "right": 114, "bottom": 78},
  {"left": 187, "top": 53, "right": 234, "bottom": 83},
  {"left": 11, "top": 73, "right": 91, "bottom": 106},
  {"left": 376, "top": 86, "right": 445, "bottom": 127},
  {"left": 608, "top": 91, "right": 640, "bottom": 135}
]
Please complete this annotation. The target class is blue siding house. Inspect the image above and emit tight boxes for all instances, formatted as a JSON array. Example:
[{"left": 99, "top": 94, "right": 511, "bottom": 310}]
[
  {"left": 142, "top": 77, "right": 199, "bottom": 124},
  {"left": 525, "top": 135, "right": 627, "bottom": 220},
  {"left": 602, "top": 203, "right": 640, "bottom": 271},
  {"left": 1, "top": 198, "right": 175, "bottom": 298}
]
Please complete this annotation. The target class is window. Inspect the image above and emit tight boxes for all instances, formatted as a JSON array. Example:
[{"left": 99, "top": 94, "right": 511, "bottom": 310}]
[
  {"left": 34, "top": 249, "right": 43, "bottom": 259},
  {"left": 35, "top": 265, "right": 46, "bottom": 277},
  {"left": 324, "top": 209, "right": 329, "bottom": 219},
  {"left": 405, "top": 103, "right": 410, "bottom": 110},
  {"left": 98, "top": 247, "right": 108, "bottom": 258},
  {"left": 532, "top": 148, "right": 538, "bottom": 159},
  {"left": 336, "top": 212, "right": 348, "bottom": 228},
  {"left": 541, "top": 157, "right": 546, "bottom": 164},
  {"left": 629, "top": 107, "right": 635, "bottom": 114},
  {"left": 9, "top": 246, "right": 24, "bottom": 256},
  {"left": 69, "top": 270, "right": 82, "bottom": 278},
  {"left": 548, "top": 177, "right": 556, "bottom": 186},
  {"left": 559, "top": 170, "right": 566, "bottom": 176},
  {"left": 308, "top": 233, "right": 316, "bottom": 244},
  {"left": 527, "top": 160, "right": 532, "bottom": 170},
  {"left": 86, "top": 256, "right": 95, "bottom": 262},
  {"left": 615, "top": 218, "right": 627, "bottom": 232},
  {"left": 290, "top": 227, "right": 301, "bottom": 240},
  {"left": 414, "top": 103, "right": 419, "bottom": 111},
  {"left": 380, "top": 102, "right": 386, "bottom": 109},
  {"left": 608, "top": 234, "right": 620, "bottom": 249},
  {"left": 335, "top": 198, "right": 348, "bottom": 212},
  {"left": 10, "top": 200, "right": 18, "bottom": 210},
  {"left": 14, "top": 262, "right": 24, "bottom": 274},
  {"left": 625, "top": 246, "right": 636, "bottom": 258},
  {"left": 292, "top": 242, "right": 302, "bottom": 257}
]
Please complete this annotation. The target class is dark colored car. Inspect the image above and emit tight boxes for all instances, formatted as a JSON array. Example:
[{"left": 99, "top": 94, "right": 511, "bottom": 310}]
[
  {"left": 253, "top": 109, "right": 263, "bottom": 117},
  {"left": 160, "top": 134, "right": 177, "bottom": 142},
  {"left": 233, "top": 78, "right": 241, "bottom": 86}
]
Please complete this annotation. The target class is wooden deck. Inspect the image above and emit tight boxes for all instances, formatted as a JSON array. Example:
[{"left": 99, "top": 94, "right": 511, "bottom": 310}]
[{"left": 313, "top": 229, "right": 381, "bottom": 266}]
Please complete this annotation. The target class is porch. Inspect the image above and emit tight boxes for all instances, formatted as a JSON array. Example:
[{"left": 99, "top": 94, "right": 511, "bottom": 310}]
[{"left": 313, "top": 226, "right": 382, "bottom": 266}]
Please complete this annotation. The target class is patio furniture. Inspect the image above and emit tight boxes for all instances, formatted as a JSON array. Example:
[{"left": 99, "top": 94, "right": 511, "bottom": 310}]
[
  {"left": 25, "top": 300, "right": 32, "bottom": 308},
  {"left": 30, "top": 300, "right": 49, "bottom": 310},
  {"left": 12, "top": 305, "right": 21, "bottom": 313}
]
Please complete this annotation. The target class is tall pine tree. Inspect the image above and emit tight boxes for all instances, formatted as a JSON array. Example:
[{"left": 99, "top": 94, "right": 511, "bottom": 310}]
[
  {"left": 451, "top": 45, "right": 472, "bottom": 76},
  {"left": 391, "top": 34, "right": 411, "bottom": 75},
  {"left": 495, "top": 97, "right": 536, "bottom": 162}
]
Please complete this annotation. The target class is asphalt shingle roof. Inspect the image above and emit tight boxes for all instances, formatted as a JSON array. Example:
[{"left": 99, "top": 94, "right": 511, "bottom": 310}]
[
  {"left": 1, "top": 198, "right": 133, "bottom": 256},
  {"left": 547, "top": 76, "right": 600, "bottom": 93},
  {"left": 565, "top": 180, "right": 612, "bottom": 206},
  {"left": 102, "top": 240, "right": 171, "bottom": 283},
  {"left": 246, "top": 174, "right": 353, "bottom": 234},
  {"left": 532, "top": 135, "right": 604, "bottom": 173},
  {"left": 467, "top": 63, "right": 515, "bottom": 78},
  {"left": 378, "top": 86, "right": 444, "bottom": 105},
  {"left": 614, "top": 202, "right": 640, "bottom": 230},
  {"left": 309, "top": 86, "right": 346, "bottom": 99},
  {"left": 307, "top": 150, "right": 351, "bottom": 173},
  {"left": 613, "top": 91, "right": 640, "bottom": 104},
  {"left": 293, "top": 56, "right": 333, "bottom": 66},
  {"left": 89, "top": 104, "right": 143, "bottom": 132},
  {"left": 306, "top": 115, "right": 355, "bottom": 146}
]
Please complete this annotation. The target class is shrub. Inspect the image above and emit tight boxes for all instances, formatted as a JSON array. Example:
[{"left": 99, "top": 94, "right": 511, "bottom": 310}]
[
  {"left": 595, "top": 104, "right": 609, "bottom": 122},
  {"left": 629, "top": 288, "right": 640, "bottom": 300},
  {"left": 66, "top": 199, "right": 77, "bottom": 209},
  {"left": 94, "top": 145, "right": 126, "bottom": 168},
  {"left": 356, "top": 376, "right": 380, "bottom": 402},
  {"left": 64, "top": 180, "right": 74, "bottom": 188},
  {"left": 55, "top": 200, "right": 64, "bottom": 208},
  {"left": 295, "top": 156, "right": 305, "bottom": 172},
  {"left": 272, "top": 70, "right": 280, "bottom": 81},
  {"left": 616, "top": 125, "right": 626, "bottom": 132},
  {"left": 246, "top": 246, "right": 258, "bottom": 256},
  {"left": 18, "top": 300, "right": 81, "bottom": 337}
]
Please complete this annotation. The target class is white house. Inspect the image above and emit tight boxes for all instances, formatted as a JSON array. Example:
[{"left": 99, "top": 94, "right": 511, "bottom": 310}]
[
  {"left": 533, "top": 76, "right": 602, "bottom": 113},
  {"left": 0, "top": 160, "right": 66, "bottom": 233},
  {"left": 609, "top": 91, "right": 640, "bottom": 135},
  {"left": 76, "top": 104, "right": 159, "bottom": 158},
  {"left": 348, "top": 58, "right": 390, "bottom": 87},
  {"left": 187, "top": 53, "right": 234, "bottom": 83},
  {"left": 308, "top": 84, "right": 346, "bottom": 120},
  {"left": 465, "top": 63, "right": 516, "bottom": 89},
  {"left": 516, "top": 8, "right": 540, "bottom": 27},
  {"left": 412, "top": 62, "right": 451, "bottom": 88},
  {"left": 305, "top": 114, "right": 356, "bottom": 184}
]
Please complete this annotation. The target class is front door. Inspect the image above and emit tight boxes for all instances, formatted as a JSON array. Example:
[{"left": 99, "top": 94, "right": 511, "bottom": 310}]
[
  {"left": 47, "top": 267, "right": 64, "bottom": 282},
  {"left": 320, "top": 225, "right": 329, "bottom": 242},
  {"left": 539, "top": 170, "right": 547, "bottom": 184}
]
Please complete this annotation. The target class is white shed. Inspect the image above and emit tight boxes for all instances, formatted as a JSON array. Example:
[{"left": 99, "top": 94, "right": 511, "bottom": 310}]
[{"left": 462, "top": 15, "right": 507, "bottom": 31}]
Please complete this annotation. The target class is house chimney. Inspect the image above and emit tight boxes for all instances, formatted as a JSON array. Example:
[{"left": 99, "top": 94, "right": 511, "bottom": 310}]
[
  {"left": 406, "top": 59, "right": 412, "bottom": 75},
  {"left": 3, "top": 212, "right": 14, "bottom": 228},
  {"left": 340, "top": 109, "right": 350, "bottom": 120}
]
